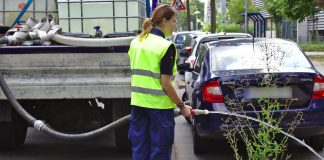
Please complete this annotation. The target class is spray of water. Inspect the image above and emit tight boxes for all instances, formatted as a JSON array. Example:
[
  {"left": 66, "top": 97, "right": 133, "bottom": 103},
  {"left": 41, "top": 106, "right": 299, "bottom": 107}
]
[{"left": 203, "top": 110, "right": 324, "bottom": 160}]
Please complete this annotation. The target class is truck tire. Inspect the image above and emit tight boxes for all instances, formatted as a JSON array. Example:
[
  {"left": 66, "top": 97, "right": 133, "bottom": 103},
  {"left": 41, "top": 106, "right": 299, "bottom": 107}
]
[
  {"left": 0, "top": 101, "right": 27, "bottom": 150},
  {"left": 112, "top": 99, "right": 131, "bottom": 150}
]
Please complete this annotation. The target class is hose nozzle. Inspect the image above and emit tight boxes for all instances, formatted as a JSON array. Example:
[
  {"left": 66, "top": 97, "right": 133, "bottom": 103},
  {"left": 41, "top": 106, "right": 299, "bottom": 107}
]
[
  {"left": 174, "top": 106, "right": 209, "bottom": 117},
  {"left": 190, "top": 109, "right": 209, "bottom": 115}
]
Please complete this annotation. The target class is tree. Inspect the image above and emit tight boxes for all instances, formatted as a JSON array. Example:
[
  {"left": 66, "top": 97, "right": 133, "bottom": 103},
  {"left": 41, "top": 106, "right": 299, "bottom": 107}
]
[
  {"left": 227, "top": 0, "right": 257, "bottom": 24},
  {"left": 264, "top": 0, "right": 285, "bottom": 38},
  {"left": 283, "top": 0, "right": 318, "bottom": 22},
  {"left": 282, "top": 0, "right": 322, "bottom": 41},
  {"left": 210, "top": 0, "right": 216, "bottom": 33},
  {"left": 264, "top": 0, "right": 322, "bottom": 41},
  {"left": 264, "top": 0, "right": 285, "bottom": 22},
  {"left": 186, "top": 0, "right": 191, "bottom": 31}
]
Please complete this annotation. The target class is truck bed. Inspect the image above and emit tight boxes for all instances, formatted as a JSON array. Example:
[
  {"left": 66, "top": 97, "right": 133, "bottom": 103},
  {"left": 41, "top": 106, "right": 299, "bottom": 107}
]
[{"left": 0, "top": 45, "right": 131, "bottom": 99}]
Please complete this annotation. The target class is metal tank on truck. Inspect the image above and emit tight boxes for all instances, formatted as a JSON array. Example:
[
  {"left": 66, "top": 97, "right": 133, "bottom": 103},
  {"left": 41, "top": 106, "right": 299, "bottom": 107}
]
[{"left": 0, "top": 0, "right": 145, "bottom": 150}]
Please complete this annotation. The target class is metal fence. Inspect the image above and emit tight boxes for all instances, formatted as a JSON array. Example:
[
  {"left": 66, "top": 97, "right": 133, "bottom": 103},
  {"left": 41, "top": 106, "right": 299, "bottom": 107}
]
[{"left": 280, "top": 20, "right": 297, "bottom": 42}]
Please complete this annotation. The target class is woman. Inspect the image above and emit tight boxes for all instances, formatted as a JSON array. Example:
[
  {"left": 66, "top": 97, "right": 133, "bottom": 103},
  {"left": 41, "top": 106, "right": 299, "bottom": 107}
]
[{"left": 128, "top": 4, "right": 191, "bottom": 160}]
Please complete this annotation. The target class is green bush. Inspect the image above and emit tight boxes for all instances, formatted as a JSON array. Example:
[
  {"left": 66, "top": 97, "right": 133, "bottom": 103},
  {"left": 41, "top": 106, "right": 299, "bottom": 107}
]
[
  {"left": 300, "top": 42, "right": 324, "bottom": 52},
  {"left": 222, "top": 43, "right": 303, "bottom": 160}
]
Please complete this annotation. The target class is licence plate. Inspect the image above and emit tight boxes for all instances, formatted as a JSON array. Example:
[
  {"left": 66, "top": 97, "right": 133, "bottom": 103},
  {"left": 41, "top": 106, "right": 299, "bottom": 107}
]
[{"left": 244, "top": 87, "right": 292, "bottom": 99}]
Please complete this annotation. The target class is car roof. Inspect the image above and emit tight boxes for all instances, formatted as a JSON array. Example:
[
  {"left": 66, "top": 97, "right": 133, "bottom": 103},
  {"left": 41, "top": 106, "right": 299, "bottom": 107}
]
[
  {"left": 172, "top": 31, "right": 191, "bottom": 35},
  {"left": 189, "top": 31, "right": 206, "bottom": 35},
  {"left": 187, "top": 31, "right": 206, "bottom": 37},
  {"left": 195, "top": 32, "right": 252, "bottom": 41},
  {"left": 173, "top": 31, "right": 204, "bottom": 35},
  {"left": 206, "top": 38, "right": 296, "bottom": 49}
]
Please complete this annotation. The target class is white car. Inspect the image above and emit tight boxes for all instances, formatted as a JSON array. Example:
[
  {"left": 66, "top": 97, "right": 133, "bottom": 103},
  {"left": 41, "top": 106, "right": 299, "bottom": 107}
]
[
  {"left": 171, "top": 31, "right": 205, "bottom": 50},
  {"left": 184, "top": 33, "right": 253, "bottom": 95}
]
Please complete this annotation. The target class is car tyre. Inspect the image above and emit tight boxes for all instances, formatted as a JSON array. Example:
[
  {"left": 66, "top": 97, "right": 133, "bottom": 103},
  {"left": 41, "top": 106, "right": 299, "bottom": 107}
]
[
  {"left": 193, "top": 123, "right": 212, "bottom": 154},
  {"left": 307, "top": 136, "right": 323, "bottom": 151}
]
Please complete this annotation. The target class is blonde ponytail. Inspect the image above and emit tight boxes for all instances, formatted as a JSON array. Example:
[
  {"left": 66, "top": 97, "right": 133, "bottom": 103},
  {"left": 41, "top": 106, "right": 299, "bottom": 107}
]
[{"left": 139, "top": 18, "right": 153, "bottom": 40}]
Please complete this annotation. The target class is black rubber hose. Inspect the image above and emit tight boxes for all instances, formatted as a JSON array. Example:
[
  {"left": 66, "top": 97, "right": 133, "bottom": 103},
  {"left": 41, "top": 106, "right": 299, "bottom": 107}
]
[
  {"left": 0, "top": 74, "right": 130, "bottom": 141},
  {"left": 0, "top": 37, "right": 9, "bottom": 45}
]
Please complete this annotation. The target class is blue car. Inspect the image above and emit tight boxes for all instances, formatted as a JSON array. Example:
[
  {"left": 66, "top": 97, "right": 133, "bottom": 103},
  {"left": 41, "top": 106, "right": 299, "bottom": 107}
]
[{"left": 182, "top": 38, "right": 324, "bottom": 154}]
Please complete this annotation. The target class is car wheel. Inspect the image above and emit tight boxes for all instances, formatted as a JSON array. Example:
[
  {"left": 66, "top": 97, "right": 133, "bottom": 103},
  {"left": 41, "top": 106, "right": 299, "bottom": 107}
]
[
  {"left": 182, "top": 93, "right": 192, "bottom": 124},
  {"left": 307, "top": 136, "right": 323, "bottom": 151},
  {"left": 192, "top": 123, "right": 212, "bottom": 154}
]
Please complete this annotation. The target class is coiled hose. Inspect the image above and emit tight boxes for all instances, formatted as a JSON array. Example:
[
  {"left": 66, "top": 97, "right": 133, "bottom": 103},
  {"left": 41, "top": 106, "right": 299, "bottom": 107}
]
[
  {"left": 0, "top": 37, "right": 9, "bottom": 45},
  {"left": 0, "top": 74, "right": 130, "bottom": 141}
]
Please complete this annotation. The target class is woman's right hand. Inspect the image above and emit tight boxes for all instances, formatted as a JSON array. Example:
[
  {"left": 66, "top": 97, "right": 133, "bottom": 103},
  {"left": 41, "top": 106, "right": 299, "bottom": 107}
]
[{"left": 180, "top": 105, "right": 192, "bottom": 117}]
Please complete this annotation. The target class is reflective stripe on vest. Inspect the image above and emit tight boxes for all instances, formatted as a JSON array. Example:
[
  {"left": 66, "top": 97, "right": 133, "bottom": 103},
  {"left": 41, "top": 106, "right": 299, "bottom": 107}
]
[
  {"left": 131, "top": 86, "right": 165, "bottom": 96},
  {"left": 128, "top": 34, "right": 177, "bottom": 109},
  {"left": 132, "top": 69, "right": 160, "bottom": 79}
]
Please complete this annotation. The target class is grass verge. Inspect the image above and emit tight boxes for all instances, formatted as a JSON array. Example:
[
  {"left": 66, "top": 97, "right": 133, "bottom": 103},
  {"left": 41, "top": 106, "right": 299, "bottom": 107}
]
[
  {"left": 308, "top": 55, "right": 324, "bottom": 65},
  {"left": 300, "top": 43, "right": 324, "bottom": 52}
]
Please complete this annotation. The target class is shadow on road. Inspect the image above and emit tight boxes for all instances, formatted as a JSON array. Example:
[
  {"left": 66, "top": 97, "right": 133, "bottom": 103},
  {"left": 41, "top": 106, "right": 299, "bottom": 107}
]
[{"left": 0, "top": 128, "right": 131, "bottom": 160}]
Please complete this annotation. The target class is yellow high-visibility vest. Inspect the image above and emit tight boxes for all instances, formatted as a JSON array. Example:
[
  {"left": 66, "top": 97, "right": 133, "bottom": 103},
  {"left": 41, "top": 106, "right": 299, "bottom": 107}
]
[{"left": 128, "top": 33, "right": 177, "bottom": 109}]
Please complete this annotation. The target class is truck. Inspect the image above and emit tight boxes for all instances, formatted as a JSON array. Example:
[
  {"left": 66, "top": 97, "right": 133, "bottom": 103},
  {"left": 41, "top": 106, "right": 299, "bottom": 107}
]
[{"left": 0, "top": 0, "right": 146, "bottom": 150}]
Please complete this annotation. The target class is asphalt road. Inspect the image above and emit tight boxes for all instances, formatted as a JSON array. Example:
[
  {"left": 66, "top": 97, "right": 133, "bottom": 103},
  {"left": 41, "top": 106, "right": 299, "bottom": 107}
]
[
  {"left": 1, "top": 65, "right": 324, "bottom": 160},
  {"left": 1, "top": 117, "right": 324, "bottom": 160},
  {"left": 0, "top": 129, "right": 131, "bottom": 160}
]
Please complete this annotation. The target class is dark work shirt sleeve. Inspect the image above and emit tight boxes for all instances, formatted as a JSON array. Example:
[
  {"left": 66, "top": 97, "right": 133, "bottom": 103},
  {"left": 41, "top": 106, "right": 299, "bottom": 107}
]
[{"left": 160, "top": 44, "right": 176, "bottom": 75}]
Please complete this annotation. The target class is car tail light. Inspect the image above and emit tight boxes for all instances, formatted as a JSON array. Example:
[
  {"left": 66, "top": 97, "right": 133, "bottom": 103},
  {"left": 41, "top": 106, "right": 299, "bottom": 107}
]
[
  {"left": 312, "top": 75, "right": 324, "bottom": 99},
  {"left": 185, "top": 47, "right": 192, "bottom": 56},
  {"left": 202, "top": 80, "right": 224, "bottom": 103}
]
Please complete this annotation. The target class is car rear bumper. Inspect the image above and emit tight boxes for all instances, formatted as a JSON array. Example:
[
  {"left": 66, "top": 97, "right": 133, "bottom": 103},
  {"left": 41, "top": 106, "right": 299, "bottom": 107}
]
[
  {"left": 196, "top": 125, "right": 324, "bottom": 140},
  {"left": 195, "top": 107, "right": 324, "bottom": 139}
]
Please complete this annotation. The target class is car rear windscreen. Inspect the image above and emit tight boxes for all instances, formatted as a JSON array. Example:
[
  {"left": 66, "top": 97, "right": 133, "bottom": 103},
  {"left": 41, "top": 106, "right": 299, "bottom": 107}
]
[{"left": 211, "top": 41, "right": 312, "bottom": 71}]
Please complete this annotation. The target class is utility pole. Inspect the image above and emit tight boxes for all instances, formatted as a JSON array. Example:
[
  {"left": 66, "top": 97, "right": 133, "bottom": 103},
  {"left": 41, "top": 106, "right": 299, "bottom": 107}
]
[
  {"left": 145, "top": 0, "right": 151, "bottom": 17},
  {"left": 244, "top": 0, "right": 248, "bottom": 33},
  {"left": 186, "top": 0, "right": 191, "bottom": 31},
  {"left": 210, "top": 0, "right": 216, "bottom": 33},
  {"left": 194, "top": 11, "right": 200, "bottom": 30}
]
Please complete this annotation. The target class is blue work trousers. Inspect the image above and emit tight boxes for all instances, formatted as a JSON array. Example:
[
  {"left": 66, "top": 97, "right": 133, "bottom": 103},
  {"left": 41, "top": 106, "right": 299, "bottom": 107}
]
[{"left": 128, "top": 106, "right": 175, "bottom": 160}]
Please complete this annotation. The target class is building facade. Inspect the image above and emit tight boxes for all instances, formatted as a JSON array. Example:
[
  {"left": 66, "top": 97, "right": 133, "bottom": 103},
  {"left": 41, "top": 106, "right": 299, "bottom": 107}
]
[
  {"left": 299, "top": 11, "right": 324, "bottom": 43},
  {"left": 252, "top": 0, "right": 270, "bottom": 18}
]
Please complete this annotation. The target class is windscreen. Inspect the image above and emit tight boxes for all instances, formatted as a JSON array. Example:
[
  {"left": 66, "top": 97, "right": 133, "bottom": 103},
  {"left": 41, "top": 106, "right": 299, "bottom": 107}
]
[{"left": 175, "top": 34, "right": 188, "bottom": 44}]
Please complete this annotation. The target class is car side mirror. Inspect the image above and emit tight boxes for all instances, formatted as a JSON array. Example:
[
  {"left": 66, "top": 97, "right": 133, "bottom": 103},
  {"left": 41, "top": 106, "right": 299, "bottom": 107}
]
[{"left": 177, "top": 63, "right": 192, "bottom": 72}]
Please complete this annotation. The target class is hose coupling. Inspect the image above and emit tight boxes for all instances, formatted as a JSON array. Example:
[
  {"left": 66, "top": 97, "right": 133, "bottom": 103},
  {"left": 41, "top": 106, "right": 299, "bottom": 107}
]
[{"left": 34, "top": 120, "right": 45, "bottom": 131}]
